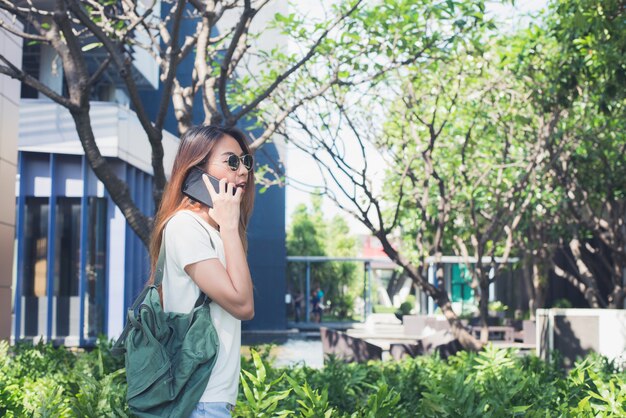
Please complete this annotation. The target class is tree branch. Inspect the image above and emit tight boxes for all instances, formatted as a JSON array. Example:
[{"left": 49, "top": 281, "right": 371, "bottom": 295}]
[
  {"left": 155, "top": 0, "right": 186, "bottom": 132},
  {"left": 0, "top": 57, "right": 75, "bottom": 109},
  {"left": 230, "top": 0, "right": 363, "bottom": 124},
  {"left": 218, "top": 0, "right": 254, "bottom": 125}
]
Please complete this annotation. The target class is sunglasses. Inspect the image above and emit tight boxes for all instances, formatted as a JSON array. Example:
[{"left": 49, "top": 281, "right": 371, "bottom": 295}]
[{"left": 224, "top": 154, "right": 253, "bottom": 171}]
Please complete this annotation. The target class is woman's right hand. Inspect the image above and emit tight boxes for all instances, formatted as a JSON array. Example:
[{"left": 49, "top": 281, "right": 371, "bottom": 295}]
[{"left": 203, "top": 175, "right": 242, "bottom": 231}]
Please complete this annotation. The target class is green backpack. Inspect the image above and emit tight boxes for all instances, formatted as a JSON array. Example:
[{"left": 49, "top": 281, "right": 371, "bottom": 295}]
[{"left": 112, "top": 222, "right": 220, "bottom": 418}]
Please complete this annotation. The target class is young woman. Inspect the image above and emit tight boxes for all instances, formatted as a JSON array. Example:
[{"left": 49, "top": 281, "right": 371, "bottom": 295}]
[{"left": 148, "top": 125, "right": 256, "bottom": 417}]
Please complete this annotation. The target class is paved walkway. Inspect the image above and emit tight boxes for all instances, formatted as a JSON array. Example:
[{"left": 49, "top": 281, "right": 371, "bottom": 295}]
[{"left": 287, "top": 321, "right": 359, "bottom": 332}]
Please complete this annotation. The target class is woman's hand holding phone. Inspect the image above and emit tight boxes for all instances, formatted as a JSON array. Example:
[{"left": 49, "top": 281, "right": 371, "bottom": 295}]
[{"left": 203, "top": 175, "right": 243, "bottom": 231}]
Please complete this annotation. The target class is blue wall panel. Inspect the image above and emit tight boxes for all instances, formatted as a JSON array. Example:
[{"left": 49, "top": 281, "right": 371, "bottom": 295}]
[
  {"left": 22, "top": 153, "right": 50, "bottom": 196},
  {"left": 122, "top": 165, "right": 153, "bottom": 314},
  {"left": 244, "top": 143, "right": 287, "bottom": 331},
  {"left": 54, "top": 155, "right": 82, "bottom": 196},
  {"left": 15, "top": 151, "right": 162, "bottom": 343}
]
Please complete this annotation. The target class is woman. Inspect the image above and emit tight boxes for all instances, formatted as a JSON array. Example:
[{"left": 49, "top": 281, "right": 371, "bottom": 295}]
[{"left": 148, "top": 125, "right": 256, "bottom": 417}]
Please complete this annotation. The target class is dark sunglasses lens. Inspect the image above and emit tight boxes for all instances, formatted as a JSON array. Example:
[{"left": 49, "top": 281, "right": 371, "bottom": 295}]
[
  {"left": 227, "top": 154, "right": 239, "bottom": 170},
  {"left": 242, "top": 154, "right": 253, "bottom": 170},
  {"left": 226, "top": 154, "right": 253, "bottom": 170}
]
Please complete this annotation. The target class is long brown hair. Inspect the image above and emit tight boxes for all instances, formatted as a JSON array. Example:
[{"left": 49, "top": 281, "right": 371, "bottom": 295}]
[{"left": 148, "top": 125, "right": 256, "bottom": 284}]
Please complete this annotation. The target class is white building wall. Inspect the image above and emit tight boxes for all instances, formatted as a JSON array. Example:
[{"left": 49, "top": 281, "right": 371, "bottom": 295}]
[
  {"left": 18, "top": 99, "right": 179, "bottom": 177},
  {"left": 106, "top": 164, "right": 128, "bottom": 338},
  {"left": 0, "top": 10, "right": 23, "bottom": 341}
]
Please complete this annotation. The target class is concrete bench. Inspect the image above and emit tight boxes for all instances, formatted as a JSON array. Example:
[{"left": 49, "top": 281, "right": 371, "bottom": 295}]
[{"left": 320, "top": 327, "right": 382, "bottom": 363}]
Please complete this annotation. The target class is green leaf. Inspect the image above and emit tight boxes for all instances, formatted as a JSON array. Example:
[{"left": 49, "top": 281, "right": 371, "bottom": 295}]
[{"left": 82, "top": 43, "right": 103, "bottom": 52}]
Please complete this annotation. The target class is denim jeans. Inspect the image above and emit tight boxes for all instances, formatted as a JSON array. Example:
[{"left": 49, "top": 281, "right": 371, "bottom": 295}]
[{"left": 189, "top": 402, "right": 234, "bottom": 418}]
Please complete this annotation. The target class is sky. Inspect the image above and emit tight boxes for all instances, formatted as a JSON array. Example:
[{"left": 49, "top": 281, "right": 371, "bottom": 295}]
[{"left": 284, "top": 0, "right": 548, "bottom": 234}]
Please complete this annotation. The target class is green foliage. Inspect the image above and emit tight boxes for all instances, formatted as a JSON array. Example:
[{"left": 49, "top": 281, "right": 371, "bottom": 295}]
[
  {"left": 400, "top": 295, "right": 417, "bottom": 316},
  {"left": 373, "top": 305, "right": 397, "bottom": 314},
  {"left": 487, "top": 300, "right": 508, "bottom": 313},
  {"left": 237, "top": 345, "right": 626, "bottom": 417},
  {"left": 552, "top": 298, "right": 574, "bottom": 309},
  {"left": 285, "top": 376, "right": 335, "bottom": 418},
  {"left": 0, "top": 339, "right": 129, "bottom": 417},
  {"left": 238, "top": 350, "right": 293, "bottom": 417},
  {"left": 351, "top": 384, "right": 401, "bottom": 418},
  {"left": 2, "top": 341, "right": 625, "bottom": 416},
  {"left": 398, "top": 300, "right": 414, "bottom": 316},
  {"left": 501, "top": 0, "right": 626, "bottom": 306},
  {"left": 287, "top": 195, "right": 360, "bottom": 319}
]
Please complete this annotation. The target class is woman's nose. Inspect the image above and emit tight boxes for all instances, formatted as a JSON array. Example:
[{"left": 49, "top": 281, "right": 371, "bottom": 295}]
[{"left": 237, "top": 162, "right": 250, "bottom": 176}]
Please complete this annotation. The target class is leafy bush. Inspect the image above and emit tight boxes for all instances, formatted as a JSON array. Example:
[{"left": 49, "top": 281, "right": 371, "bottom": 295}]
[
  {"left": 1, "top": 339, "right": 625, "bottom": 417},
  {"left": 487, "top": 300, "right": 509, "bottom": 313},
  {"left": 236, "top": 345, "right": 626, "bottom": 418},
  {"left": 372, "top": 305, "right": 397, "bottom": 314},
  {"left": 332, "top": 293, "right": 356, "bottom": 319},
  {"left": 552, "top": 298, "right": 574, "bottom": 309},
  {"left": 0, "top": 338, "right": 130, "bottom": 418},
  {"left": 398, "top": 301, "right": 413, "bottom": 316}
]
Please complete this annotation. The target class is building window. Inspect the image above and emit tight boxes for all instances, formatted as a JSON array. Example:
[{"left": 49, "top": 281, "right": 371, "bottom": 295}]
[
  {"left": 20, "top": 43, "right": 40, "bottom": 99},
  {"left": 54, "top": 197, "right": 81, "bottom": 338},
  {"left": 20, "top": 195, "right": 108, "bottom": 342},
  {"left": 22, "top": 197, "right": 48, "bottom": 337},
  {"left": 85, "top": 197, "right": 107, "bottom": 339},
  {"left": 451, "top": 263, "right": 474, "bottom": 305}
]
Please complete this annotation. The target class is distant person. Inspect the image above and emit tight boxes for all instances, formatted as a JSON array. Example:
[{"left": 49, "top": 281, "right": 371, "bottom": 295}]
[
  {"left": 317, "top": 286, "right": 325, "bottom": 309},
  {"left": 293, "top": 291, "right": 304, "bottom": 322},
  {"left": 311, "top": 288, "right": 322, "bottom": 323}
]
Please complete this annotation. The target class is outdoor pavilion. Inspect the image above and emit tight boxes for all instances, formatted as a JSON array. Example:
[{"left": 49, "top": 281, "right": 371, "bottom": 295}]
[{"left": 287, "top": 255, "right": 519, "bottom": 324}]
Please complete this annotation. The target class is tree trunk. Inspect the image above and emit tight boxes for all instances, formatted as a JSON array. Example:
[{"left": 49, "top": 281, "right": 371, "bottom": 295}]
[
  {"left": 532, "top": 259, "right": 546, "bottom": 313},
  {"left": 438, "top": 295, "right": 483, "bottom": 351},
  {"left": 478, "top": 280, "right": 490, "bottom": 343},
  {"left": 523, "top": 252, "right": 546, "bottom": 319},
  {"left": 71, "top": 108, "right": 152, "bottom": 246},
  {"left": 522, "top": 253, "right": 537, "bottom": 319},
  {"left": 393, "top": 264, "right": 483, "bottom": 350}
]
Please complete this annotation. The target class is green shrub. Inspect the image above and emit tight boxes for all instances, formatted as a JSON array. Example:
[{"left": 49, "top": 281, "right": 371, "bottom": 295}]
[
  {"left": 1, "top": 339, "right": 625, "bottom": 417},
  {"left": 0, "top": 338, "right": 129, "bottom": 417},
  {"left": 372, "top": 305, "right": 397, "bottom": 314},
  {"left": 552, "top": 298, "right": 574, "bottom": 309},
  {"left": 332, "top": 293, "right": 356, "bottom": 319}
]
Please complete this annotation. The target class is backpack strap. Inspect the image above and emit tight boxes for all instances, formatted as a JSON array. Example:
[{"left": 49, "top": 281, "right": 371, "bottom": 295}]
[
  {"left": 152, "top": 232, "right": 168, "bottom": 288},
  {"left": 111, "top": 212, "right": 216, "bottom": 355}
]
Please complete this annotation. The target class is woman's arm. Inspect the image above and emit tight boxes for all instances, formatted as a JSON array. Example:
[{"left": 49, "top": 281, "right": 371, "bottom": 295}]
[
  {"left": 184, "top": 230, "right": 254, "bottom": 320},
  {"left": 184, "top": 177, "right": 254, "bottom": 320}
]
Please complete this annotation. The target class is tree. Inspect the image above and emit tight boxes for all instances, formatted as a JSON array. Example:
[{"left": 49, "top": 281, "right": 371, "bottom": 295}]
[
  {"left": 0, "top": 0, "right": 415, "bottom": 247},
  {"left": 513, "top": 179, "right": 564, "bottom": 317},
  {"left": 510, "top": 0, "right": 626, "bottom": 308},
  {"left": 326, "top": 214, "right": 359, "bottom": 318},
  {"left": 373, "top": 36, "right": 559, "bottom": 341},
  {"left": 286, "top": 195, "right": 359, "bottom": 319},
  {"left": 280, "top": 0, "right": 495, "bottom": 349},
  {"left": 286, "top": 201, "right": 330, "bottom": 294}
]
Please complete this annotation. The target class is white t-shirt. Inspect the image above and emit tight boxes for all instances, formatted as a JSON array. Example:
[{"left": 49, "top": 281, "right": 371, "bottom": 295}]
[{"left": 162, "top": 210, "right": 241, "bottom": 405}]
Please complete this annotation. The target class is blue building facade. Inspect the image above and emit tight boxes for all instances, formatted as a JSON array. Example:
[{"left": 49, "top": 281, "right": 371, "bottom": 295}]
[{"left": 14, "top": 150, "right": 154, "bottom": 345}]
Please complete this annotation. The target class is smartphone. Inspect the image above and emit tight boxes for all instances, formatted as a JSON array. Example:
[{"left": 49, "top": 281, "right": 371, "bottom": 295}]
[{"left": 181, "top": 166, "right": 222, "bottom": 208}]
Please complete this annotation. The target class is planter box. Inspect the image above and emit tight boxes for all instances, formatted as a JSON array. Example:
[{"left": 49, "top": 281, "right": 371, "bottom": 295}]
[{"left": 536, "top": 308, "right": 626, "bottom": 367}]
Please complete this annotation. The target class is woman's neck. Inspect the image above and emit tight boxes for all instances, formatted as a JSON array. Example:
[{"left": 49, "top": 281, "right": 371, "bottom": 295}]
[{"left": 187, "top": 206, "right": 220, "bottom": 231}]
